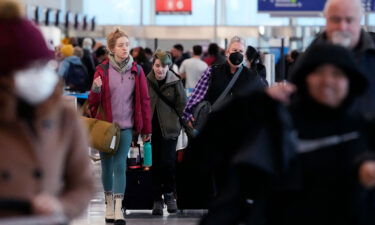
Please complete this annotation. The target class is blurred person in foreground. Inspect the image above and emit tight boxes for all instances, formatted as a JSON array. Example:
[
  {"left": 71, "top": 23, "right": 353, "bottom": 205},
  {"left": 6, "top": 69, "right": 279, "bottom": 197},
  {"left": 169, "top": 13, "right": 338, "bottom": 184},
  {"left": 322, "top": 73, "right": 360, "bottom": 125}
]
[
  {"left": 0, "top": 0, "right": 94, "bottom": 220},
  {"left": 198, "top": 43, "right": 375, "bottom": 225},
  {"left": 272, "top": 0, "right": 375, "bottom": 117}
]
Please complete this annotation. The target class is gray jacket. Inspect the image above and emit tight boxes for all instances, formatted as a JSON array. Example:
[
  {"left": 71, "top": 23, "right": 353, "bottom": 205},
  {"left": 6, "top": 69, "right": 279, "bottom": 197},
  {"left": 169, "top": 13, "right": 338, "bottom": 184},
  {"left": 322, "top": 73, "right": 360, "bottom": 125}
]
[{"left": 147, "top": 70, "right": 187, "bottom": 139}]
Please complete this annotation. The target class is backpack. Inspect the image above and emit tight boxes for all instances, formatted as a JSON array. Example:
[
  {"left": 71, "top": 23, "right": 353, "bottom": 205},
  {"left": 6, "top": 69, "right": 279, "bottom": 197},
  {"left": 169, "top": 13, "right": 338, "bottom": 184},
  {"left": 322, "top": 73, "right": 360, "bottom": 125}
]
[{"left": 65, "top": 61, "right": 89, "bottom": 92}]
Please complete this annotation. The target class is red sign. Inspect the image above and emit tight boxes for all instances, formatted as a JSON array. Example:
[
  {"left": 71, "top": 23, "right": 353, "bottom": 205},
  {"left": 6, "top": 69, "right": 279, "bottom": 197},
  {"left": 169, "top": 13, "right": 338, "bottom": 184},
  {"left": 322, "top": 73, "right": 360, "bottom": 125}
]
[{"left": 156, "top": 0, "right": 192, "bottom": 15}]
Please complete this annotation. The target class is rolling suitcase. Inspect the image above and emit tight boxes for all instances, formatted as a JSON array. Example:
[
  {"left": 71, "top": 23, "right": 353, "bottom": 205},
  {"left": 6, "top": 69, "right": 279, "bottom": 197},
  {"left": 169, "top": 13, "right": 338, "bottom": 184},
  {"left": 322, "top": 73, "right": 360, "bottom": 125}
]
[
  {"left": 122, "top": 169, "right": 153, "bottom": 210},
  {"left": 122, "top": 144, "right": 154, "bottom": 210},
  {"left": 175, "top": 158, "right": 214, "bottom": 210}
]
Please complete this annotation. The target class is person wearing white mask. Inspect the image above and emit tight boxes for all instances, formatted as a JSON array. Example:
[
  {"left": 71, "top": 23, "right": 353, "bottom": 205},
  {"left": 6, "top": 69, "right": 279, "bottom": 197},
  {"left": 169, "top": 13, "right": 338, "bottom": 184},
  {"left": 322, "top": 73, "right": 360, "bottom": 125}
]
[
  {"left": 0, "top": 0, "right": 94, "bottom": 221},
  {"left": 146, "top": 50, "right": 187, "bottom": 216}
]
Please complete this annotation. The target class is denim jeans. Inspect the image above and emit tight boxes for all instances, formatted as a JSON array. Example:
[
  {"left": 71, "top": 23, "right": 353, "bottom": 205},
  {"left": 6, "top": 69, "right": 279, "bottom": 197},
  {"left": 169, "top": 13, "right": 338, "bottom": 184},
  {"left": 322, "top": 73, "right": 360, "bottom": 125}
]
[{"left": 100, "top": 129, "right": 132, "bottom": 194}]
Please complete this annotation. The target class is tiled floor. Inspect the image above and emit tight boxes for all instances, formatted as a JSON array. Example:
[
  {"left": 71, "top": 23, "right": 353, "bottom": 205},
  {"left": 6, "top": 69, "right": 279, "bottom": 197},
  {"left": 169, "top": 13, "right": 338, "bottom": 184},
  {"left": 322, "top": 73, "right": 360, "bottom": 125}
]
[
  {"left": 70, "top": 158, "right": 204, "bottom": 225},
  {"left": 71, "top": 205, "right": 204, "bottom": 225}
]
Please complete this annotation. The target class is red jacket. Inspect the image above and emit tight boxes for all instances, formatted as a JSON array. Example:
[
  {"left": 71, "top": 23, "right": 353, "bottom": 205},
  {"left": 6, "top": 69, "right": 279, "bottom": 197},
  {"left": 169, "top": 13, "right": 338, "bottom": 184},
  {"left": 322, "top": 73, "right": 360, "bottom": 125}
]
[{"left": 88, "top": 59, "right": 152, "bottom": 134}]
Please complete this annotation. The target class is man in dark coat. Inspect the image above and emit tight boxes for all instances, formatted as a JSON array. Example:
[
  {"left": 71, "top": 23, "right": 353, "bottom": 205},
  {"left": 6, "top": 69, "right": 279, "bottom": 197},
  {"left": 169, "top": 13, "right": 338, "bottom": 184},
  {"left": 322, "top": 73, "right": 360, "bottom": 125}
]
[{"left": 198, "top": 44, "right": 375, "bottom": 225}]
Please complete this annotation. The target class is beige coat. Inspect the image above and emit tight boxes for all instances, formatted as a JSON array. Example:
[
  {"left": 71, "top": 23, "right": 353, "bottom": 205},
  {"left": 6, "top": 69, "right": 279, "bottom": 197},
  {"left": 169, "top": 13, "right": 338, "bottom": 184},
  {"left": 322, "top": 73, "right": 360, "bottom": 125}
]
[{"left": 0, "top": 78, "right": 95, "bottom": 220}]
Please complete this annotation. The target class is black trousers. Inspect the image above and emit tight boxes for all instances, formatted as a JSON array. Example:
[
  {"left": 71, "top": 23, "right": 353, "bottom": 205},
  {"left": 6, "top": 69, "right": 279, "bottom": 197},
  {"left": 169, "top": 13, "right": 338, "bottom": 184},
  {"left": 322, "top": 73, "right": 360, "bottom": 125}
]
[{"left": 151, "top": 116, "right": 178, "bottom": 201}]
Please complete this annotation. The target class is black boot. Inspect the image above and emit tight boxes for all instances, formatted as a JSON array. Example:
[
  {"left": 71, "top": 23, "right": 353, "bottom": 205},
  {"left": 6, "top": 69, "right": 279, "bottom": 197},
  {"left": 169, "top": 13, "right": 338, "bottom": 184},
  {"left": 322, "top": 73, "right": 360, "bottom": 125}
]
[
  {"left": 164, "top": 192, "right": 177, "bottom": 213},
  {"left": 152, "top": 200, "right": 164, "bottom": 215}
]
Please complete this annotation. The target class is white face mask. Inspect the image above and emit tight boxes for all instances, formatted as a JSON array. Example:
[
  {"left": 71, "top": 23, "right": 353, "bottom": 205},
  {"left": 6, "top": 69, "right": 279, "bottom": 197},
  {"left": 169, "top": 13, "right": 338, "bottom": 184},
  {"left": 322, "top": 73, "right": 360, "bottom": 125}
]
[
  {"left": 14, "top": 61, "right": 59, "bottom": 105},
  {"left": 331, "top": 31, "right": 352, "bottom": 48}
]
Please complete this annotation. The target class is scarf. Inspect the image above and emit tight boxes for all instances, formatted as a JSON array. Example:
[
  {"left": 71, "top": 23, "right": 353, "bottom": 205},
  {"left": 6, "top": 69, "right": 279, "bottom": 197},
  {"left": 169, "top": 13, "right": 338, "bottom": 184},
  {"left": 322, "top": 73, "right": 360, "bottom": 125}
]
[{"left": 109, "top": 53, "right": 134, "bottom": 73}]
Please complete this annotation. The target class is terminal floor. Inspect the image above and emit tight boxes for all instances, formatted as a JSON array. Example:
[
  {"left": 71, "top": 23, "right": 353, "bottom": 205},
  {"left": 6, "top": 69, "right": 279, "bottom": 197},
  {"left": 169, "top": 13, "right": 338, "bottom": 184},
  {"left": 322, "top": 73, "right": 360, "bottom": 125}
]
[
  {"left": 71, "top": 206, "right": 204, "bottom": 225},
  {"left": 71, "top": 160, "right": 204, "bottom": 225}
]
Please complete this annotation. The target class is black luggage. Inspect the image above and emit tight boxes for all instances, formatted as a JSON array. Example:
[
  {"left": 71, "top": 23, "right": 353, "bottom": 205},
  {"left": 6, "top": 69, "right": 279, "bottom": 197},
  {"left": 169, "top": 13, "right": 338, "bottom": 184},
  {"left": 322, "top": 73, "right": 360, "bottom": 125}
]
[
  {"left": 122, "top": 169, "right": 153, "bottom": 210},
  {"left": 123, "top": 143, "right": 153, "bottom": 210},
  {"left": 175, "top": 158, "right": 213, "bottom": 210}
]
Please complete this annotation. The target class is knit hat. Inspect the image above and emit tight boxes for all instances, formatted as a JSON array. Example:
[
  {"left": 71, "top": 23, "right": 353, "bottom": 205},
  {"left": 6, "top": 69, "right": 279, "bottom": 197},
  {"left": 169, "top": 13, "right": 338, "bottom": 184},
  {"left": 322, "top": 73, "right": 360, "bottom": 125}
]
[
  {"left": 153, "top": 49, "right": 172, "bottom": 66},
  {"left": 290, "top": 43, "right": 367, "bottom": 97},
  {"left": 0, "top": 0, "right": 53, "bottom": 75},
  {"left": 60, "top": 44, "right": 74, "bottom": 57}
]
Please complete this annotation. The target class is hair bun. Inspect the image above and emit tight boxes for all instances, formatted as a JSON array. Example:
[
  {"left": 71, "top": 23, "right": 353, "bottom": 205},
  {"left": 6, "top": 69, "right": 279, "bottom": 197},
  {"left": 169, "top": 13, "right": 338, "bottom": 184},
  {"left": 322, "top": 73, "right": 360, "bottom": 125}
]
[{"left": 0, "top": 0, "right": 23, "bottom": 20}]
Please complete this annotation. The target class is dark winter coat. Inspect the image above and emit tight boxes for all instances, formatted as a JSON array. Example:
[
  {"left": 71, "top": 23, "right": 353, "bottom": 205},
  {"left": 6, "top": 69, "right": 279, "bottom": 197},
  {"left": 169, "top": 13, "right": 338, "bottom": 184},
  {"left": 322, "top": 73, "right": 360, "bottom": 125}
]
[
  {"left": 198, "top": 43, "right": 375, "bottom": 225},
  {"left": 205, "top": 63, "right": 266, "bottom": 105},
  {"left": 82, "top": 48, "right": 96, "bottom": 87},
  {"left": 310, "top": 30, "right": 375, "bottom": 118},
  {"left": 198, "top": 92, "right": 375, "bottom": 225}
]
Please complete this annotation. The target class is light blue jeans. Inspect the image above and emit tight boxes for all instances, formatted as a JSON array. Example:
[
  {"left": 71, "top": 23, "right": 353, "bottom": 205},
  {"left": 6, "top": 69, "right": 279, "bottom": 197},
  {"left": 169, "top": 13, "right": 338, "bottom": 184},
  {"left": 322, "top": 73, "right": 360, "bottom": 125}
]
[{"left": 100, "top": 129, "right": 132, "bottom": 194}]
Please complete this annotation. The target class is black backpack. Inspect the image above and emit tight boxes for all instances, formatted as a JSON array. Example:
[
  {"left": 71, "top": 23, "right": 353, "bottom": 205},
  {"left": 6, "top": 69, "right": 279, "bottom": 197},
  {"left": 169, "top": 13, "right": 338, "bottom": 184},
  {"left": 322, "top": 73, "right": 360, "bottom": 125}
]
[{"left": 65, "top": 61, "right": 89, "bottom": 92}]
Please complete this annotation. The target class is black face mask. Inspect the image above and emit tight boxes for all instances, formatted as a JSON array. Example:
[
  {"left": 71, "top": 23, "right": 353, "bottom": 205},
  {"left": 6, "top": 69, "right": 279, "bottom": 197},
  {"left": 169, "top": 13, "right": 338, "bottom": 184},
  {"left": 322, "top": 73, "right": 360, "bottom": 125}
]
[{"left": 229, "top": 52, "right": 244, "bottom": 66}]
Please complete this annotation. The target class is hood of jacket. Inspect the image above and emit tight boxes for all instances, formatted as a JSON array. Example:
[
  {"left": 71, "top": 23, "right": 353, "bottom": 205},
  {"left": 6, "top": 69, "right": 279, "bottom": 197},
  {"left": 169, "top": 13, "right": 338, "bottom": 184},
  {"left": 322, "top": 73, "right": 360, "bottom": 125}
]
[
  {"left": 65, "top": 56, "right": 83, "bottom": 65},
  {"left": 147, "top": 70, "right": 180, "bottom": 87}
]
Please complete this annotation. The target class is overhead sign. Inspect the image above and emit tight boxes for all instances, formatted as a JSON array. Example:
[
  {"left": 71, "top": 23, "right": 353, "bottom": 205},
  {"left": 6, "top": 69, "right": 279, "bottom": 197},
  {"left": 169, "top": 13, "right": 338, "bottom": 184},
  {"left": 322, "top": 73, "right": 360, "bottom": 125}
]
[
  {"left": 258, "top": 0, "right": 325, "bottom": 12},
  {"left": 363, "top": 0, "right": 375, "bottom": 12},
  {"left": 156, "top": 0, "right": 192, "bottom": 15},
  {"left": 258, "top": 0, "right": 375, "bottom": 13}
]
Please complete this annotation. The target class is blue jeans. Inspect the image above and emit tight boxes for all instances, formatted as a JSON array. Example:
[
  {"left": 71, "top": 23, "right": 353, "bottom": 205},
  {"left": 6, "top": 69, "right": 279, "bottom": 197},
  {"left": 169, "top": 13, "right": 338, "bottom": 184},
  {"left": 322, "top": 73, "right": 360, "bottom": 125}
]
[{"left": 100, "top": 129, "right": 132, "bottom": 194}]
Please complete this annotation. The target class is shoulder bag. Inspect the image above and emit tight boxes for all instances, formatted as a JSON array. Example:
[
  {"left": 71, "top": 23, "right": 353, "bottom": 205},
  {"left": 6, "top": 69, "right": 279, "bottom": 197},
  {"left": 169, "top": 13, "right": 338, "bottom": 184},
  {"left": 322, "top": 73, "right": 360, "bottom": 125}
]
[{"left": 193, "top": 65, "right": 243, "bottom": 131}]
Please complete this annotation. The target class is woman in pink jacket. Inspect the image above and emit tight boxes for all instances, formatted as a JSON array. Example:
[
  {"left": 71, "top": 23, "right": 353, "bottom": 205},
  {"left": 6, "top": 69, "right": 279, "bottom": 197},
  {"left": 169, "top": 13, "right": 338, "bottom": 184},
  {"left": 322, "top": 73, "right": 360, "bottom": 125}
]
[{"left": 88, "top": 28, "right": 152, "bottom": 225}]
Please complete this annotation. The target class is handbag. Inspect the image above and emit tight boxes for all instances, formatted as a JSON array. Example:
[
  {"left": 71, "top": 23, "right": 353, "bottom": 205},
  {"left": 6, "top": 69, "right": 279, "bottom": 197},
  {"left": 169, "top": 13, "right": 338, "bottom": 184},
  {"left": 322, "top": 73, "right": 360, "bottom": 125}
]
[
  {"left": 176, "top": 128, "right": 189, "bottom": 151},
  {"left": 81, "top": 101, "right": 121, "bottom": 159},
  {"left": 193, "top": 65, "right": 243, "bottom": 131}
]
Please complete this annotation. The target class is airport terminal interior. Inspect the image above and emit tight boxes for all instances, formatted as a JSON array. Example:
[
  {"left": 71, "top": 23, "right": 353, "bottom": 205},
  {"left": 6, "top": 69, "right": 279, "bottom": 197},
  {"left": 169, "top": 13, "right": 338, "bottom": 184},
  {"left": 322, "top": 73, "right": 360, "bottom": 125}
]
[{"left": 2, "top": 0, "right": 375, "bottom": 224}]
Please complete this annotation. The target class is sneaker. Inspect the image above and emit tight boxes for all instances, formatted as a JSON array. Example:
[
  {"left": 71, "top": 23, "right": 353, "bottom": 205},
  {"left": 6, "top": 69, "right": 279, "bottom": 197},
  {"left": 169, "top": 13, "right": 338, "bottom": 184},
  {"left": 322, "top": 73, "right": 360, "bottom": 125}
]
[
  {"left": 163, "top": 192, "right": 178, "bottom": 213},
  {"left": 152, "top": 200, "right": 164, "bottom": 215}
]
